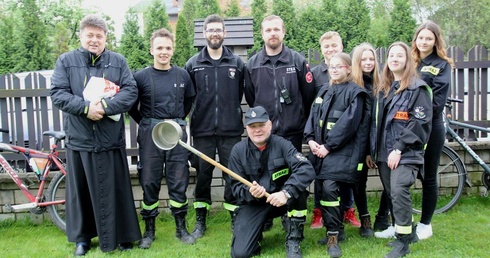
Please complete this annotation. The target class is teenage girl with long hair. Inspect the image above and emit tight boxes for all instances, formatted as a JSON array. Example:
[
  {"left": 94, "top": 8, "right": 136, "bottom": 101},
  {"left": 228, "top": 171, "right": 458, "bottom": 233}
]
[
  {"left": 371, "top": 42, "right": 433, "bottom": 258},
  {"left": 351, "top": 42, "right": 381, "bottom": 238},
  {"left": 411, "top": 21, "right": 454, "bottom": 240}
]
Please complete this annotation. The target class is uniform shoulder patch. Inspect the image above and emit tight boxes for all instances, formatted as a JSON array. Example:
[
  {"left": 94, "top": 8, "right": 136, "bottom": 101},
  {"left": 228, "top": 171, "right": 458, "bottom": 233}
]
[
  {"left": 295, "top": 152, "right": 307, "bottom": 162},
  {"left": 414, "top": 106, "right": 427, "bottom": 119},
  {"left": 306, "top": 71, "right": 313, "bottom": 83}
]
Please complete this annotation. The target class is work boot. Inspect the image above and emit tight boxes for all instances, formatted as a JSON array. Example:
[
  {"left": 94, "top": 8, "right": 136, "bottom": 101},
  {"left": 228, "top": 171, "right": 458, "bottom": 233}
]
[
  {"left": 285, "top": 217, "right": 305, "bottom": 258},
  {"left": 384, "top": 233, "right": 411, "bottom": 258},
  {"left": 174, "top": 213, "right": 196, "bottom": 244},
  {"left": 359, "top": 214, "right": 374, "bottom": 237},
  {"left": 138, "top": 217, "right": 156, "bottom": 249},
  {"left": 282, "top": 214, "right": 290, "bottom": 232},
  {"left": 343, "top": 208, "right": 361, "bottom": 227},
  {"left": 191, "top": 208, "right": 207, "bottom": 239},
  {"left": 326, "top": 232, "right": 342, "bottom": 258},
  {"left": 318, "top": 227, "right": 345, "bottom": 244},
  {"left": 374, "top": 213, "right": 391, "bottom": 231},
  {"left": 229, "top": 210, "right": 236, "bottom": 231},
  {"left": 310, "top": 208, "right": 323, "bottom": 229}
]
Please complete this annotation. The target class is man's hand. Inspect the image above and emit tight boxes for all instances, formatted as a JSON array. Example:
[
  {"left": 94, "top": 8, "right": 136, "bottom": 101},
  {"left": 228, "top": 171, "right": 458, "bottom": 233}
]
[
  {"left": 266, "top": 191, "right": 288, "bottom": 207},
  {"left": 249, "top": 181, "right": 266, "bottom": 198},
  {"left": 87, "top": 100, "right": 105, "bottom": 121}
]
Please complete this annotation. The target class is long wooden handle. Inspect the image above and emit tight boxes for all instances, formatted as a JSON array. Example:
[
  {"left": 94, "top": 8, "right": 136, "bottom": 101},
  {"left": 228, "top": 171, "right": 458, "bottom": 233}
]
[{"left": 179, "top": 140, "right": 270, "bottom": 198}]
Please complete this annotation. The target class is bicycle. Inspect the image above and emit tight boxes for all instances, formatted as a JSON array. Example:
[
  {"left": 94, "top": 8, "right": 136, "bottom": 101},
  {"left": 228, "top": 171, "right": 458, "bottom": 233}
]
[
  {"left": 411, "top": 97, "right": 490, "bottom": 214},
  {"left": 0, "top": 128, "right": 67, "bottom": 231}
]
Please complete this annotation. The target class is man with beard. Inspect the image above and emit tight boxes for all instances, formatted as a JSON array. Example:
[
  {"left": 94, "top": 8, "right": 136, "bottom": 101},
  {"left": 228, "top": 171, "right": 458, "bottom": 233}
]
[
  {"left": 185, "top": 14, "right": 246, "bottom": 238},
  {"left": 245, "top": 15, "right": 315, "bottom": 153},
  {"left": 244, "top": 15, "right": 315, "bottom": 231},
  {"left": 129, "top": 28, "right": 196, "bottom": 248}
]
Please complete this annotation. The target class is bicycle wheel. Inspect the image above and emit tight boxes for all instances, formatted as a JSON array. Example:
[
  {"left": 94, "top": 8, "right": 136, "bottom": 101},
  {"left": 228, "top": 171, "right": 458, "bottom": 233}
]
[
  {"left": 46, "top": 171, "right": 66, "bottom": 232},
  {"left": 411, "top": 145, "right": 466, "bottom": 214}
]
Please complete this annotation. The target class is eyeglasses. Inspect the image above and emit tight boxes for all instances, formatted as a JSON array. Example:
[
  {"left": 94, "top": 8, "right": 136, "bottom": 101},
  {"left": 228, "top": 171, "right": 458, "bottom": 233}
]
[
  {"left": 329, "top": 65, "right": 348, "bottom": 71},
  {"left": 205, "top": 29, "right": 224, "bottom": 34}
]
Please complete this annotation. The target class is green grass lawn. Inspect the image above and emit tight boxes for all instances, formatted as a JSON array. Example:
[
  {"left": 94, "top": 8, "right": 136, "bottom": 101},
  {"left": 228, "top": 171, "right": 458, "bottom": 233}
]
[{"left": 1, "top": 195, "right": 489, "bottom": 257}]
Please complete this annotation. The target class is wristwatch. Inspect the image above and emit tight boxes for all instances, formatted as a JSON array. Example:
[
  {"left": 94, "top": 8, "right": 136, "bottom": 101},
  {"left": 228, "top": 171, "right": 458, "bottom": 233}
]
[
  {"left": 282, "top": 189, "right": 292, "bottom": 199},
  {"left": 394, "top": 149, "right": 402, "bottom": 155}
]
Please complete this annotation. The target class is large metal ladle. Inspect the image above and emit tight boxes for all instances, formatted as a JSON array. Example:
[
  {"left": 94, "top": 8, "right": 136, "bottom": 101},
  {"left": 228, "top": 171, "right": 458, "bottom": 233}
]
[{"left": 152, "top": 120, "right": 270, "bottom": 197}]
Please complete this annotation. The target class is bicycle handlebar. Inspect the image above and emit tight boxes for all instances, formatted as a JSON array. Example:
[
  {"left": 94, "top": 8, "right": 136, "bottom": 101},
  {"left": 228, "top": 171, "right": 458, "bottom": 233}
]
[{"left": 447, "top": 97, "right": 463, "bottom": 103}]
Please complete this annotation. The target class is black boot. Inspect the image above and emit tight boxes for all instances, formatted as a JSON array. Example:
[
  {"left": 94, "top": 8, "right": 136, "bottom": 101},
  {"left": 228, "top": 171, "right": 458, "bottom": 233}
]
[
  {"left": 387, "top": 223, "right": 418, "bottom": 247},
  {"left": 359, "top": 214, "right": 374, "bottom": 237},
  {"left": 192, "top": 208, "right": 207, "bottom": 238},
  {"left": 174, "top": 213, "right": 196, "bottom": 244},
  {"left": 374, "top": 213, "right": 391, "bottom": 231},
  {"left": 326, "top": 232, "right": 342, "bottom": 258},
  {"left": 285, "top": 217, "right": 305, "bottom": 258},
  {"left": 384, "top": 233, "right": 411, "bottom": 258},
  {"left": 139, "top": 217, "right": 156, "bottom": 249}
]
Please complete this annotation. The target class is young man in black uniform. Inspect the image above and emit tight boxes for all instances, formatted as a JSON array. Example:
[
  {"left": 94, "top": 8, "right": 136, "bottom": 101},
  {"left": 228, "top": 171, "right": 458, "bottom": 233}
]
[
  {"left": 185, "top": 14, "right": 245, "bottom": 238},
  {"left": 129, "top": 28, "right": 196, "bottom": 248},
  {"left": 229, "top": 106, "right": 316, "bottom": 258},
  {"left": 245, "top": 15, "right": 315, "bottom": 153}
]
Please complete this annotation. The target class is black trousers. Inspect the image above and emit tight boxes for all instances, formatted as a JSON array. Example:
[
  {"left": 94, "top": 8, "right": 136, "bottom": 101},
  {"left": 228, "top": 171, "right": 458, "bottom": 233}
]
[
  {"left": 318, "top": 179, "right": 352, "bottom": 232},
  {"left": 354, "top": 164, "right": 370, "bottom": 217},
  {"left": 193, "top": 135, "right": 240, "bottom": 210},
  {"left": 231, "top": 191, "right": 308, "bottom": 258},
  {"left": 420, "top": 120, "right": 445, "bottom": 224},
  {"left": 138, "top": 124, "right": 190, "bottom": 217}
]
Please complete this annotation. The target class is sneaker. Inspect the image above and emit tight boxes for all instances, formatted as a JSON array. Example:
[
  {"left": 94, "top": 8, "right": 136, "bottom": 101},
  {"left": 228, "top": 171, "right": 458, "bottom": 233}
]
[
  {"left": 343, "top": 208, "right": 361, "bottom": 227},
  {"left": 416, "top": 222, "right": 433, "bottom": 240},
  {"left": 310, "top": 208, "right": 323, "bottom": 229},
  {"left": 374, "top": 225, "right": 395, "bottom": 239}
]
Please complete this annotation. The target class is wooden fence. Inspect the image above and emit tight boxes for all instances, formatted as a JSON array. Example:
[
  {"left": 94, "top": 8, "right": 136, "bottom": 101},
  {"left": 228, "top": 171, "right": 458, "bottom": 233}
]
[{"left": 1, "top": 46, "right": 489, "bottom": 164}]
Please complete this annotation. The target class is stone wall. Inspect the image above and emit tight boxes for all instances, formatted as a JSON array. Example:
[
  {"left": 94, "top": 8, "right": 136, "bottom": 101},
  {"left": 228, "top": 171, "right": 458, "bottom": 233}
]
[{"left": 1, "top": 142, "right": 489, "bottom": 222}]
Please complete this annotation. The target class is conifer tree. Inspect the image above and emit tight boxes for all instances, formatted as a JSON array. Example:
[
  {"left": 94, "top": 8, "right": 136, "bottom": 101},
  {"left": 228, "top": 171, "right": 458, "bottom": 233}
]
[
  {"left": 174, "top": 14, "right": 195, "bottom": 67},
  {"left": 0, "top": 13, "right": 17, "bottom": 74},
  {"left": 144, "top": 0, "right": 171, "bottom": 40},
  {"left": 340, "top": 0, "right": 370, "bottom": 52},
  {"left": 388, "top": 0, "right": 416, "bottom": 45},
  {"left": 224, "top": 0, "right": 240, "bottom": 17},
  {"left": 120, "top": 8, "right": 149, "bottom": 71},
  {"left": 250, "top": 0, "right": 267, "bottom": 53},
  {"left": 13, "top": 0, "right": 52, "bottom": 72},
  {"left": 197, "top": 0, "right": 221, "bottom": 18}
]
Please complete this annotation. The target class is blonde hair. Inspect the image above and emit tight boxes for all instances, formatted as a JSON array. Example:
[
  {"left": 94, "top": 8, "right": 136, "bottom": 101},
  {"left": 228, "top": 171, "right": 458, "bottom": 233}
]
[
  {"left": 329, "top": 53, "right": 352, "bottom": 85},
  {"left": 351, "top": 43, "right": 380, "bottom": 90},
  {"left": 319, "top": 31, "right": 342, "bottom": 45},
  {"left": 378, "top": 42, "right": 418, "bottom": 97}
]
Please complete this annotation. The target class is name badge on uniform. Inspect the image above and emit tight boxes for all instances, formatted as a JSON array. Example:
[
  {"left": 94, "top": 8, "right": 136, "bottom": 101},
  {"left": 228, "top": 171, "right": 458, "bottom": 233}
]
[{"left": 420, "top": 66, "right": 440, "bottom": 76}]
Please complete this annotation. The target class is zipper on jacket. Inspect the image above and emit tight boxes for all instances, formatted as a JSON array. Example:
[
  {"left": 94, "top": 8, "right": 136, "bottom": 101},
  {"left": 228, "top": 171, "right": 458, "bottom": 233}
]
[
  {"left": 205, "top": 74, "right": 209, "bottom": 93},
  {"left": 273, "top": 64, "right": 280, "bottom": 130},
  {"left": 214, "top": 66, "right": 219, "bottom": 131}
]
